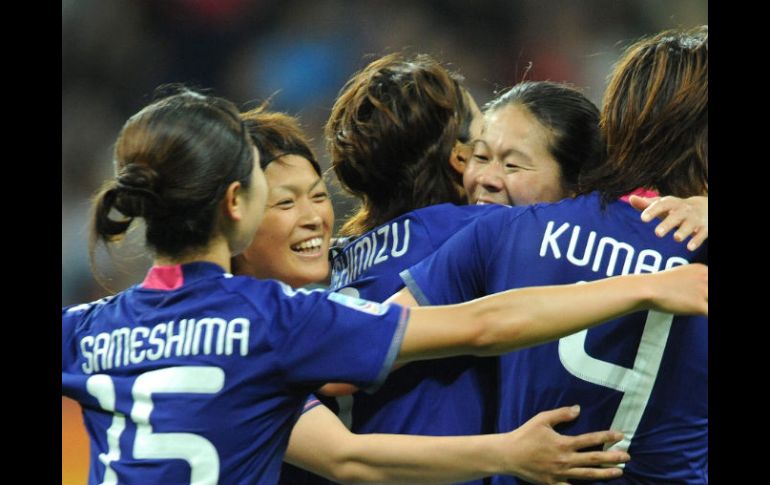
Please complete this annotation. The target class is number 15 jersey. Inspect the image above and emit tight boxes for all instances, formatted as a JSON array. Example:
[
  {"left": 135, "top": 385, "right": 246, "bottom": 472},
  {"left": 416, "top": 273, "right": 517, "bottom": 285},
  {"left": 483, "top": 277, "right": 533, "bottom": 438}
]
[{"left": 62, "top": 262, "right": 408, "bottom": 485}]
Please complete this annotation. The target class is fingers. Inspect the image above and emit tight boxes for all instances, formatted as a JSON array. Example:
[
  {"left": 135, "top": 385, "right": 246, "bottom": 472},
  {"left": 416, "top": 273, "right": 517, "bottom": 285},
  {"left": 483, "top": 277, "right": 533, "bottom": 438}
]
[
  {"left": 560, "top": 465, "right": 625, "bottom": 481},
  {"left": 641, "top": 196, "right": 707, "bottom": 249},
  {"left": 629, "top": 194, "right": 658, "bottom": 212},
  {"left": 653, "top": 212, "right": 686, "bottom": 238},
  {"left": 638, "top": 197, "right": 669, "bottom": 223},
  {"left": 687, "top": 229, "right": 708, "bottom": 251},
  {"left": 567, "top": 449, "right": 630, "bottom": 467},
  {"left": 671, "top": 219, "right": 697, "bottom": 243},
  {"left": 537, "top": 405, "right": 581, "bottom": 427},
  {"left": 556, "top": 449, "right": 629, "bottom": 482},
  {"left": 569, "top": 429, "right": 623, "bottom": 450}
]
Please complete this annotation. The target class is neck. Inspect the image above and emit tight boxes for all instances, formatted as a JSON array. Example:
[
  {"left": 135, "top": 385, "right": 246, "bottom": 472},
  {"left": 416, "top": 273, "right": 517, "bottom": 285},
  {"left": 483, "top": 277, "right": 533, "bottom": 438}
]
[{"left": 153, "top": 236, "right": 233, "bottom": 272}]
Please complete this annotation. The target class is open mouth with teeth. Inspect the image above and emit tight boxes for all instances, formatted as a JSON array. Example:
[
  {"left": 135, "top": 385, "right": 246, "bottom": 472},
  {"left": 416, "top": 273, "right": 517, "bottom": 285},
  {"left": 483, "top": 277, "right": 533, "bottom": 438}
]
[
  {"left": 476, "top": 198, "right": 502, "bottom": 205},
  {"left": 290, "top": 237, "right": 324, "bottom": 255},
  {"left": 476, "top": 195, "right": 511, "bottom": 206}
]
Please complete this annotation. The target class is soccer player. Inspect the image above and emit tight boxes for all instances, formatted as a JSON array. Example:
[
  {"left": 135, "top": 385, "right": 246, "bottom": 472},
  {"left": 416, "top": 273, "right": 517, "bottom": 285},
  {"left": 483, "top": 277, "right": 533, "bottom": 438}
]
[
  {"left": 235, "top": 105, "right": 634, "bottom": 484},
  {"left": 232, "top": 105, "right": 335, "bottom": 289},
  {"left": 324, "top": 55, "right": 707, "bottom": 485},
  {"left": 463, "top": 80, "right": 707, "bottom": 250},
  {"left": 325, "top": 56, "right": 507, "bottom": 482},
  {"left": 62, "top": 86, "right": 706, "bottom": 485},
  {"left": 398, "top": 26, "right": 709, "bottom": 484}
]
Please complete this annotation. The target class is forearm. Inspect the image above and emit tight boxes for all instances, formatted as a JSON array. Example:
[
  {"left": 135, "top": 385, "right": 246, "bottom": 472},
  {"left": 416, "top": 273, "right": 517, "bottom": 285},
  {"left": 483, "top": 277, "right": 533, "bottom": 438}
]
[
  {"left": 324, "top": 433, "right": 507, "bottom": 484},
  {"left": 399, "top": 273, "right": 652, "bottom": 362},
  {"left": 284, "top": 405, "right": 506, "bottom": 484},
  {"left": 469, "top": 273, "right": 653, "bottom": 354},
  {"left": 285, "top": 392, "right": 635, "bottom": 484}
]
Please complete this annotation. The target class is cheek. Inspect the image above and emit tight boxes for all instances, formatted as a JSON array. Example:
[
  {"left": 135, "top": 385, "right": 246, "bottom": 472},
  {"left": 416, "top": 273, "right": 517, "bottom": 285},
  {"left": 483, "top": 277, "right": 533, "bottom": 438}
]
[
  {"left": 320, "top": 202, "right": 335, "bottom": 230},
  {"left": 462, "top": 168, "right": 478, "bottom": 193},
  {"left": 251, "top": 212, "right": 294, "bottom": 250},
  {"left": 508, "top": 174, "right": 564, "bottom": 205},
  {"left": 537, "top": 173, "right": 568, "bottom": 201},
  {"left": 503, "top": 176, "right": 530, "bottom": 203}
]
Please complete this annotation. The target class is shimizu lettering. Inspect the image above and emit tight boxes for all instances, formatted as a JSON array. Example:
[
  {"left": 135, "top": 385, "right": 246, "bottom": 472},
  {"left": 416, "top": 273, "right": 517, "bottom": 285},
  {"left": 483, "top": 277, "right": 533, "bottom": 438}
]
[
  {"left": 79, "top": 317, "right": 251, "bottom": 374},
  {"left": 330, "top": 219, "right": 411, "bottom": 289},
  {"left": 538, "top": 221, "right": 688, "bottom": 276}
]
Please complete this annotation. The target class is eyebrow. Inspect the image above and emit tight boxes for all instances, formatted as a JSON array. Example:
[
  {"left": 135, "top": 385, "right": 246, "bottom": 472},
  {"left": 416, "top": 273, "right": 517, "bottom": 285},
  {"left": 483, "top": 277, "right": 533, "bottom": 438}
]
[
  {"left": 472, "top": 139, "right": 532, "bottom": 163},
  {"left": 271, "top": 176, "right": 325, "bottom": 194},
  {"left": 499, "top": 147, "right": 532, "bottom": 162}
]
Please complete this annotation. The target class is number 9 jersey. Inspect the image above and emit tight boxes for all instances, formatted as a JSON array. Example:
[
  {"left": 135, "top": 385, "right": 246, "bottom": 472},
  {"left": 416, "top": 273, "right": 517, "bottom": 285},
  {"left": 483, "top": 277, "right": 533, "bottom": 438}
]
[
  {"left": 62, "top": 262, "right": 409, "bottom": 485},
  {"left": 401, "top": 192, "right": 708, "bottom": 485}
]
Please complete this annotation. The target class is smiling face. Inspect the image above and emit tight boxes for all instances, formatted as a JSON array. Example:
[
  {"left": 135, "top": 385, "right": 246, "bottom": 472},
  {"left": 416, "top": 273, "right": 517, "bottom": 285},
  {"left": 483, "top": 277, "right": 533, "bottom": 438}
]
[
  {"left": 236, "top": 155, "right": 334, "bottom": 287},
  {"left": 464, "top": 104, "right": 569, "bottom": 206}
]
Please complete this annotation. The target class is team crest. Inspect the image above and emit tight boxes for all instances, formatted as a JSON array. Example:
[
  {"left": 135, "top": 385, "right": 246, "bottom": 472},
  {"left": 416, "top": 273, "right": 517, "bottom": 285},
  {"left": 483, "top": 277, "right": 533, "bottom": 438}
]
[{"left": 327, "top": 291, "right": 389, "bottom": 316}]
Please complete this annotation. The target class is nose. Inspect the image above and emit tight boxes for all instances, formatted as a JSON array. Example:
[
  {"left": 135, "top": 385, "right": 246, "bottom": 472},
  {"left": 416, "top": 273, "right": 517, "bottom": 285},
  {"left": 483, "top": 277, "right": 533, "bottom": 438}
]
[
  {"left": 298, "top": 199, "right": 323, "bottom": 229},
  {"left": 477, "top": 163, "right": 504, "bottom": 193}
]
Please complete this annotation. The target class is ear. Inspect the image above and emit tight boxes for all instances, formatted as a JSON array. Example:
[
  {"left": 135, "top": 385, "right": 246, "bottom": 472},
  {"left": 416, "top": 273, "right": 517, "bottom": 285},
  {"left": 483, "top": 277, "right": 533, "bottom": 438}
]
[
  {"left": 449, "top": 142, "right": 467, "bottom": 175},
  {"left": 222, "top": 181, "right": 244, "bottom": 221}
]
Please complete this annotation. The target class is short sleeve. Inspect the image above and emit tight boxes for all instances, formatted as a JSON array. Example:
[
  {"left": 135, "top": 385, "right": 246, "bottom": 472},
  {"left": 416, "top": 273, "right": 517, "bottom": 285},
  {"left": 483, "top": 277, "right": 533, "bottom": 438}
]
[
  {"left": 401, "top": 209, "right": 510, "bottom": 305},
  {"left": 62, "top": 305, "right": 83, "bottom": 371},
  {"left": 301, "top": 394, "right": 323, "bottom": 414},
  {"left": 253, "top": 282, "right": 410, "bottom": 390}
]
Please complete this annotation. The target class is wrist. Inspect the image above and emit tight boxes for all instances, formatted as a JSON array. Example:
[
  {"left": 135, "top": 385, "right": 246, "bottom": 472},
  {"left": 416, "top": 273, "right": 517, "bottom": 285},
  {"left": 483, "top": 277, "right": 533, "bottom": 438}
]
[
  {"left": 493, "top": 430, "right": 523, "bottom": 478},
  {"left": 637, "top": 273, "right": 658, "bottom": 310}
]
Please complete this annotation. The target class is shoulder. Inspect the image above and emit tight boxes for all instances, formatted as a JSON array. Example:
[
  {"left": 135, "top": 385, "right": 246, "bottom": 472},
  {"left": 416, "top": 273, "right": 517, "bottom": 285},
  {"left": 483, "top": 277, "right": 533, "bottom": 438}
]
[
  {"left": 63, "top": 294, "right": 115, "bottom": 316},
  {"left": 412, "top": 202, "right": 501, "bottom": 220},
  {"left": 62, "top": 293, "right": 119, "bottom": 328},
  {"left": 525, "top": 193, "right": 634, "bottom": 222},
  {"left": 500, "top": 194, "right": 604, "bottom": 221},
  {"left": 222, "top": 275, "right": 326, "bottom": 308},
  {"left": 413, "top": 203, "right": 510, "bottom": 233}
]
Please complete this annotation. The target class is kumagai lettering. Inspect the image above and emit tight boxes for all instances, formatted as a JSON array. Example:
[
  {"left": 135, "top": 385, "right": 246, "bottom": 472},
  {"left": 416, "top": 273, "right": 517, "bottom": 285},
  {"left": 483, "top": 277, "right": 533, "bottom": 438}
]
[{"left": 539, "top": 221, "right": 688, "bottom": 276}]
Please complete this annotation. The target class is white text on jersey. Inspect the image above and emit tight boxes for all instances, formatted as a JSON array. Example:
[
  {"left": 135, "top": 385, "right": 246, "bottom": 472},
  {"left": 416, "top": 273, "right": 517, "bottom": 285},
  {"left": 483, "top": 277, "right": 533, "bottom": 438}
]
[
  {"left": 79, "top": 317, "right": 250, "bottom": 374},
  {"left": 539, "top": 221, "right": 688, "bottom": 276},
  {"left": 331, "top": 219, "right": 411, "bottom": 288}
]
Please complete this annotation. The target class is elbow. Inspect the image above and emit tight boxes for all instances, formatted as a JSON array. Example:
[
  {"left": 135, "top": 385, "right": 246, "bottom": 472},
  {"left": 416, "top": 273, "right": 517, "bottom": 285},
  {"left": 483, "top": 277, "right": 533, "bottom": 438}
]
[
  {"left": 321, "top": 444, "right": 379, "bottom": 484},
  {"left": 328, "top": 461, "right": 381, "bottom": 484},
  {"left": 468, "top": 306, "right": 527, "bottom": 356}
]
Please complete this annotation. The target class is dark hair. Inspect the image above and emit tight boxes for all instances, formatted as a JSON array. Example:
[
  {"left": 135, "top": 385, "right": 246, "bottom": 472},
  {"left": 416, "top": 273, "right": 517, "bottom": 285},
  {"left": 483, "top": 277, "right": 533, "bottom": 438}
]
[
  {"left": 326, "top": 53, "right": 468, "bottom": 236},
  {"left": 456, "top": 87, "right": 476, "bottom": 145},
  {"left": 241, "top": 104, "right": 321, "bottom": 176},
  {"left": 579, "top": 26, "right": 708, "bottom": 201},
  {"left": 89, "top": 87, "right": 255, "bottom": 263},
  {"left": 484, "top": 81, "right": 603, "bottom": 193},
  {"left": 233, "top": 106, "right": 323, "bottom": 275}
]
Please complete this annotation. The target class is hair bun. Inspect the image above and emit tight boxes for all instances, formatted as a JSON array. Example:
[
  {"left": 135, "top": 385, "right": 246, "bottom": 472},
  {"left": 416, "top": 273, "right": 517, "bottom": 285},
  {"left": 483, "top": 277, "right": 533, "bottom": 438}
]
[
  {"left": 113, "top": 163, "right": 162, "bottom": 217},
  {"left": 116, "top": 163, "right": 159, "bottom": 191}
]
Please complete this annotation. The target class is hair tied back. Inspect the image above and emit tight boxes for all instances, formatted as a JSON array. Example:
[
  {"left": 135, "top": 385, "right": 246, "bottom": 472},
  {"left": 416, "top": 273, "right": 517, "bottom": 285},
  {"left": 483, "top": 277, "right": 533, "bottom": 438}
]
[{"left": 112, "top": 163, "right": 162, "bottom": 217}]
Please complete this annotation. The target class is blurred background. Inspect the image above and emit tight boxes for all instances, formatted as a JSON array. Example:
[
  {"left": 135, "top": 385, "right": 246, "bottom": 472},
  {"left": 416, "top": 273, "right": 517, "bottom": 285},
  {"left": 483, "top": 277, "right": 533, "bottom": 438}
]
[{"left": 62, "top": 1, "right": 707, "bottom": 482}]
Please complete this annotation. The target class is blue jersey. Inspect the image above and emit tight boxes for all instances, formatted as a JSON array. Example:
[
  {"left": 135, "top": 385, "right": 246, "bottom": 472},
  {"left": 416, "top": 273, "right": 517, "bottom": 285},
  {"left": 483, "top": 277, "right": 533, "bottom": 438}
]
[
  {"left": 62, "top": 262, "right": 408, "bottom": 485},
  {"left": 402, "top": 193, "right": 708, "bottom": 485},
  {"left": 328, "top": 203, "right": 504, "bottom": 485}
]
